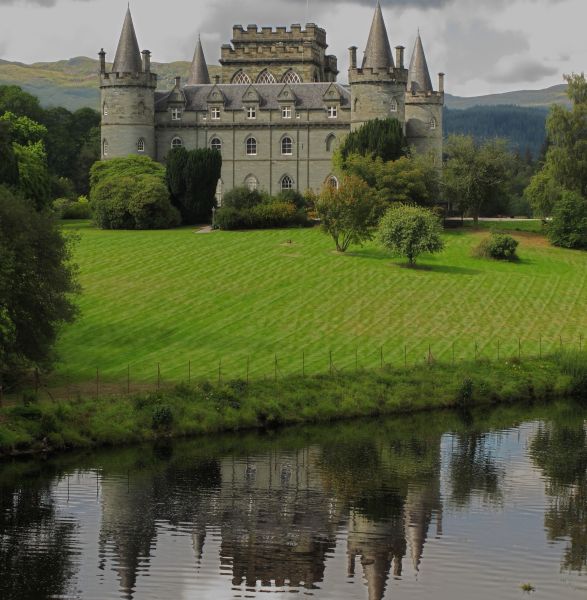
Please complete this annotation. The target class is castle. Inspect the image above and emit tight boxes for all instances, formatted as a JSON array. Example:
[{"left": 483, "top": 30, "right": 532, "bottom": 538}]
[{"left": 99, "top": 3, "right": 444, "bottom": 200}]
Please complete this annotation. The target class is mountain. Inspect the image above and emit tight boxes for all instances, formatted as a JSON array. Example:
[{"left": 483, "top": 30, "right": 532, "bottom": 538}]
[{"left": 0, "top": 56, "right": 571, "bottom": 112}]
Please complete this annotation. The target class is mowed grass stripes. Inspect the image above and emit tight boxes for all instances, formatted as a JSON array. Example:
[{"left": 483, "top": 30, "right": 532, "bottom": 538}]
[{"left": 55, "top": 222, "right": 587, "bottom": 384}]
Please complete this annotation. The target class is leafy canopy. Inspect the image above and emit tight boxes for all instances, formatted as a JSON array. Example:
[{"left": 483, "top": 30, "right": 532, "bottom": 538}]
[
  {"left": 316, "top": 175, "right": 379, "bottom": 252},
  {"left": 378, "top": 204, "right": 445, "bottom": 265}
]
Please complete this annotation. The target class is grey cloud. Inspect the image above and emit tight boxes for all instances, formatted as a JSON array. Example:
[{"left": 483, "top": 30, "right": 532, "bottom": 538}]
[
  {"left": 0, "top": 0, "right": 91, "bottom": 5},
  {"left": 488, "top": 59, "right": 559, "bottom": 83}
]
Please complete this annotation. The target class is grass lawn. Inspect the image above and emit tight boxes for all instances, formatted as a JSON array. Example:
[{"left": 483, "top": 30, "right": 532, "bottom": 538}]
[{"left": 54, "top": 221, "right": 587, "bottom": 385}]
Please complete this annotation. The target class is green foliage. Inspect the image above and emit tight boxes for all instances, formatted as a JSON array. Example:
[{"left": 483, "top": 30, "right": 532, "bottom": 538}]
[
  {"left": 548, "top": 190, "right": 587, "bottom": 249},
  {"left": 0, "top": 120, "right": 19, "bottom": 187},
  {"left": 0, "top": 186, "right": 78, "bottom": 385},
  {"left": 220, "top": 185, "right": 266, "bottom": 210},
  {"left": 92, "top": 174, "right": 180, "bottom": 230},
  {"left": 13, "top": 141, "right": 52, "bottom": 209},
  {"left": 342, "top": 153, "right": 440, "bottom": 210},
  {"left": 338, "top": 118, "right": 408, "bottom": 166},
  {"left": 378, "top": 204, "right": 445, "bottom": 265},
  {"left": 0, "top": 111, "right": 47, "bottom": 145},
  {"left": 166, "top": 148, "right": 222, "bottom": 224},
  {"left": 275, "top": 189, "right": 306, "bottom": 209},
  {"left": 0, "top": 85, "right": 44, "bottom": 122},
  {"left": 215, "top": 195, "right": 308, "bottom": 230},
  {"left": 444, "top": 135, "right": 511, "bottom": 222},
  {"left": 90, "top": 155, "right": 166, "bottom": 188},
  {"left": 152, "top": 405, "right": 174, "bottom": 431},
  {"left": 53, "top": 197, "right": 92, "bottom": 220},
  {"left": 524, "top": 165, "right": 562, "bottom": 218},
  {"left": 474, "top": 233, "right": 519, "bottom": 261},
  {"left": 457, "top": 377, "right": 474, "bottom": 407},
  {"left": 316, "top": 174, "right": 379, "bottom": 252}
]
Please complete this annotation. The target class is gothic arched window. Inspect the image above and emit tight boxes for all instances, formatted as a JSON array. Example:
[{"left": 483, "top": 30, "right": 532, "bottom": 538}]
[
  {"left": 280, "top": 175, "right": 294, "bottom": 191},
  {"left": 171, "top": 136, "right": 183, "bottom": 149},
  {"left": 256, "top": 70, "right": 277, "bottom": 84},
  {"left": 326, "top": 134, "right": 336, "bottom": 152},
  {"left": 282, "top": 70, "right": 302, "bottom": 84},
  {"left": 327, "top": 175, "right": 339, "bottom": 189},
  {"left": 137, "top": 138, "right": 145, "bottom": 153},
  {"left": 245, "top": 175, "right": 259, "bottom": 191},
  {"left": 390, "top": 97, "right": 398, "bottom": 113},
  {"left": 210, "top": 137, "right": 222, "bottom": 151},
  {"left": 430, "top": 117, "right": 438, "bottom": 130},
  {"left": 281, "top": 136, "right": 293, "bottom": 156},
  {"left": 102, "top": 139, "right": 109, "bottom": 156},
  {"left": 246, "top": 137, "right": 257, "bottom": 156},
  {"left": 232, "top": 71, "right": 252, "bottom": 84}
]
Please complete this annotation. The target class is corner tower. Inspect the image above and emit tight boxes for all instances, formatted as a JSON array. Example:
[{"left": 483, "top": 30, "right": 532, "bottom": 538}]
[
  {"left": 349, "top": 2, "right": 408, "bottom": 131},
  {"left": 404, "top": 32, "right": 444, "bottom": 165},
  {"left": 99, "top": 8, "right": 157, "bottom": 160}
]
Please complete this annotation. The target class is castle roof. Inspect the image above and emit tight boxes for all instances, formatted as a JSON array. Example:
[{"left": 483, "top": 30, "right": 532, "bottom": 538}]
[
  {"left": 112, "top": 8, "right": 142, "bottom": 74},
  {"left": 155, "top": 83, "right": 350, "bottom": 112},
  {"left": 362, "top": 2, "right": 394, "bottom": 71},
  {"left": 187, "top": 36, "right": 210, "bottom": 85},
  {"left": 407, "top": 33, "right": 433, "bottom": 93}
]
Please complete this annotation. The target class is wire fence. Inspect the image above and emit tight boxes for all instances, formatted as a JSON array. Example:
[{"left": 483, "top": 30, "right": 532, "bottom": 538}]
[{"left": 1, "top": 334, "right": 585, "bottom": 406}]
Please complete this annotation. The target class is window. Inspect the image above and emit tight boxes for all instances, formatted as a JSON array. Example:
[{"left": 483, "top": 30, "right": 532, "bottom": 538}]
[
  {"left": 171, "top": 137, "right": 183, "bottom": 149},
  {"left": 430, "top": 117, "right": 437, "bottom": 130},
  {"left": 282, "top": 70, "right": 302, "bottom": 84},
  {"left": 171, "top": 108, "right": 182, "bottom": 121},
  {"left": 210, "top": 107, "right": 221, "bottom": 120},
  {"left": 246, "top": 106, "right": 256, "bottom": 119},
  {"left": 390, "top": 98, "right": 398, "bottom": 113},
  {"left": 137, "top": 138, "right": 145, "bottom": 153},
  {"left": 103, "top": 103, "right": 108, "bottom": 116},
  {"left": 210, "top": 137, "right": 222, "bottom": 151},
  {"left": 256, "top": 70, "right": 276, "bottom": 84},
  {"left": 281, "top": 106, "right": 292, "bottom": 119},
  {"left": 326, "top": 134, "right": 336, "bottom": 152},
  {"left": 245, "top": 175, "right": 258, "bottom": 191},
  {"left": 102, "top": 139, "right": 108, "bottom": 156},
  {"left": 246, "top": 137, "right": 257, "bottom": 156},
  {"left": 281, "top": 136, "right": 293, "bottom": 156},
  {"left": 232, "top": 71, "right": 251, "bottom": 84},
  {"left": 327, "top": 106, "right": 338, "bottom": 119},
  {"left": 280, "top": 175, "right": 294, "bottom": 191},
  {"left": 327, "top": 175, "right": 339, "bottom": 189}
]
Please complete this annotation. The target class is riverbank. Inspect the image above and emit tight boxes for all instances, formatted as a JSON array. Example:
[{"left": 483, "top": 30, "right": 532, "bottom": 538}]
[{"left": 1, "top": 352, "right": 585, "bottom": 458}]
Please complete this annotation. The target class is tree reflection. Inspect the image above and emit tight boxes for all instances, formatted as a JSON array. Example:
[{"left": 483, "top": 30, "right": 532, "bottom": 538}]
[{"left": 530, "top": 418, "right": 587, "bottom": 572}]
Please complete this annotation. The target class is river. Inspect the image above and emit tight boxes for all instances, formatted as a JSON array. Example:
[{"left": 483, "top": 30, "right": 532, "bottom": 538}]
[{"left": 1, "top": 401, "right": 586, "bottom": 599}]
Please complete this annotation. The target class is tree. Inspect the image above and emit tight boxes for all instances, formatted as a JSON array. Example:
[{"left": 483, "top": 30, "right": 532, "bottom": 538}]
[
  {"left": 342, "top": 153, "right": 440, "bottom": 210},
  {"left": 337, "top": 118, "right": 408, "bottom": 168},
  {"left": 548, "top": 190, "right": 587, "bottom": 249},
  {"left": 378, "top": 204, "right": 445, "bottom": 265},
  {"left": 0, "top": 85, "right": 43, "bottom": 122},
  {"left": 524, "top": 165, "right": 563, "bottom": 217},
  {"left": 90, "top": 156, "right": 180, "bottom": 230},
  {"left": 13, "top": 141, "right": 52, "bottom": 209},
  {"left": 166, "top": 148, "right": 222, "bottom": 224},
  {"left": 444, "top": 135, "right": 510, "bottom": 223},
  {"left": 0, "top": 120, "right": 19, "bottom": 187},
  {"left": 316, "top": 175, "right": 378, "bottom": 252},
  {"left": 0, "top": 186, "right": 79, "bottom": 385}
]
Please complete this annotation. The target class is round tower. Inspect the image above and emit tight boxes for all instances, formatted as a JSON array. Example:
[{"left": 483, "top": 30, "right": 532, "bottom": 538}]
[
  {"left": 99, "top": 8, "right": 157, "bottom": 160},
  {"left": 404, "top": 33, "right": 444, "bottom": 166},
  {"left": 349, "top": 2, "right": 408, "bottom": 131}
]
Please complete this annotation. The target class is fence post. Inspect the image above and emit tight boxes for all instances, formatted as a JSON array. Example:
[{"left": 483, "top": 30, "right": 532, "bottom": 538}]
[
  {"left": 274, "top": 354, "right": 278, "bottom": 382},
  {"left": 380, "top": 347, "right": 383, "bottom": 370},
  {"left": 560, "top": 335, "right": 563, "bottom": 351},
  {"left": 157, "top": 363, "right": 161, "bottom": 391},
  {"left": 474, "top": 341, "right": 478, "bottom": 361},
  {"left": 452, "top": 342, "right": 455, "bottom": 365},
  {"left": 188, "top": 360, "right": 191, "bottom": 384},
  {"left": 247, "top": 356, "right": 250, "bottom": 384},
  {"left": 428, "top": 344, "right": 432, "bottom": 365},
  {"left": 497, "top": 339, "right": 500, "bottom": 361},
  {"left": 404, "top": 345, "right": 407, "bottom": 368},
  {"left": 539, "top": 336, "right": 542, "bottom": 359}
]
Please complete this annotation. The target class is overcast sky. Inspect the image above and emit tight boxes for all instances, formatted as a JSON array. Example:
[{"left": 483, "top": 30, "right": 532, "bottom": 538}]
[{"left": 0, "top": 0, "right": 583, "bottom": 96}]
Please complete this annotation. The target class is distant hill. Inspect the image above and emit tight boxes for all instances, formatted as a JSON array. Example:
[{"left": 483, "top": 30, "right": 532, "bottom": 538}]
[{"left": 0, "top": 55, "right": 571, "bottom": 114}]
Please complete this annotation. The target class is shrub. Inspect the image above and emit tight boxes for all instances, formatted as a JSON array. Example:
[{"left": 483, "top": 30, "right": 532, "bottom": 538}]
[
  {"left": 215, "top": 196, "right": 309, "bottom": 230},
  {"left": 152, "top": 405, "right": 173, "bottom": 431},
  {"left": 92, "top": 174, "right": 180, "bottom": 230},
  {"left": 53, "top": 196, "right": 92, "bottom": 219},
  {"left": 474, "top": 233, "right": 519, "bottom": 261},
  {"left": 548, "top": 190, "right": 587, "bottom": 249},
  {"left": 457, "top": 377, "right": 474, "bottom": 406},
  {"left": 378, "top": 204, "right": 445, "bottom": 265},
  {"left": 222, "top": 186, "right": 266, "bottom": 210},
  {"left": 276, "top": 189, "right": 306, "bottom": 209}
]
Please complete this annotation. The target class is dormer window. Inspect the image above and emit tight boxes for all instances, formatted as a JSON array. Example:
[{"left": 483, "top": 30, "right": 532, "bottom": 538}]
[
  {"left": 327, "top": 106, "right": 338, "bottom": 119},
  {"left": 171, "top": 108, "right": 182, "bottom": 121},
  {"left": 282, "top": 106, "right": 292, "bottom": 119},
  {"left": 246, "top": 107, "right": 256, "bottom": 120},
  {"left": 211, "top": 107, "right": 221, "bottom": 120}
]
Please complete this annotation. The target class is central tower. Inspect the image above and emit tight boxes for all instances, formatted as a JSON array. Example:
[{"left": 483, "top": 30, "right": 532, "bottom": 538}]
[{"left": 348, "top": 2, "right": 409, "bottom": 131}]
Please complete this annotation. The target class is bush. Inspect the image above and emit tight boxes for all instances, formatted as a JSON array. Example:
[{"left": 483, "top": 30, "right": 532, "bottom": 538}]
[
  {"left": 92, "top": 174, "right": 180, "bottom": 230},
  {"left": 222, "top": 186, "right": 266, "bottom": 210},
  {"left": 53, "top": 196, "right": 92, "bottom": 219},
  {"left": 548, "top": 190, "right": 587, "bottom": 249},
  {"left": 276, "top": 189, "right": 306, "bottom": 209},
  {"left": 152, "top": 405, "right": 173, "bottom": 431},
  {"left": 474, "top": 233, "right": 519, "bottom": 260},
  {"left": 215, "top": 195, "right": 309, "bottom": 230}
]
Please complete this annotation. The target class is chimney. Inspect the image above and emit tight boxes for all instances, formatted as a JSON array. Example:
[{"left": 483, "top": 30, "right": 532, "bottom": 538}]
[
  {"left": 98, "top": 48, "right": 106, "bottom": 74},
  {"left": 214, "top": 75, "right": 220, "bottom": 84},
  {"left": 395, "top": 46, "right": 405, "bottom": 69},
  {"left": 174, "top": 76, "right": 181, "bottom": 88},
  {"left": 438, "top": 72, "right": 445, "bottom": 93},
  {"left": 349, "top": 46, "right": 357, "bottom": 69},
  {"left": 142, "top": 50, "right": 151, "bottom": 74}
]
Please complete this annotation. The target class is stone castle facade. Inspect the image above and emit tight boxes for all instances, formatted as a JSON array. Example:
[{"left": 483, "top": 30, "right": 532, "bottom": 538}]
[{"left": 99, "top": 3, "right": 444, "bottom": 199}]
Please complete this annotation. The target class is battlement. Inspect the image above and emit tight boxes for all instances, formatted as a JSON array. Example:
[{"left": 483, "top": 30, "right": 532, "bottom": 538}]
[
  {"left": 405, "top": 90, "right": 444, "bottom": 105},
  {"left": 231, "top": 23, "right": 327, "bottom": 47},
  {"left": 348, "top": 67, "right": 409, "bottom": 85},
  {"left": 100, "top": 71, "right": 157, "bottom": 89}
]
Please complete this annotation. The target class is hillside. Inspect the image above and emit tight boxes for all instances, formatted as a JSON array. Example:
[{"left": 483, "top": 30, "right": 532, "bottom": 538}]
[{"left": 0, "top": 56, "right": 571, "bottom": 111}]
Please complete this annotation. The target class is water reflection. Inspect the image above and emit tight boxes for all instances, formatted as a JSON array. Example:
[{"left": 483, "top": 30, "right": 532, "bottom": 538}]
[{"left": 0, "top": 403, "right": 586, "bottom": 599}]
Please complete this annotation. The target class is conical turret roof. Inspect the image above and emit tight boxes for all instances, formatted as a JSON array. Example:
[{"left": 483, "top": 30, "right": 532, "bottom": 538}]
[
  {"left": 187, "top": 36, "right": 210, "bottom": 85},
  {"left": 407, "top": 32, "right": 433, "bottom": 93},
  {"left": 112, "top": 8, "right": 142, "bottom": 74},
  {"left": 362, "top": 2, "right": 394, "bottom": 71}
]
